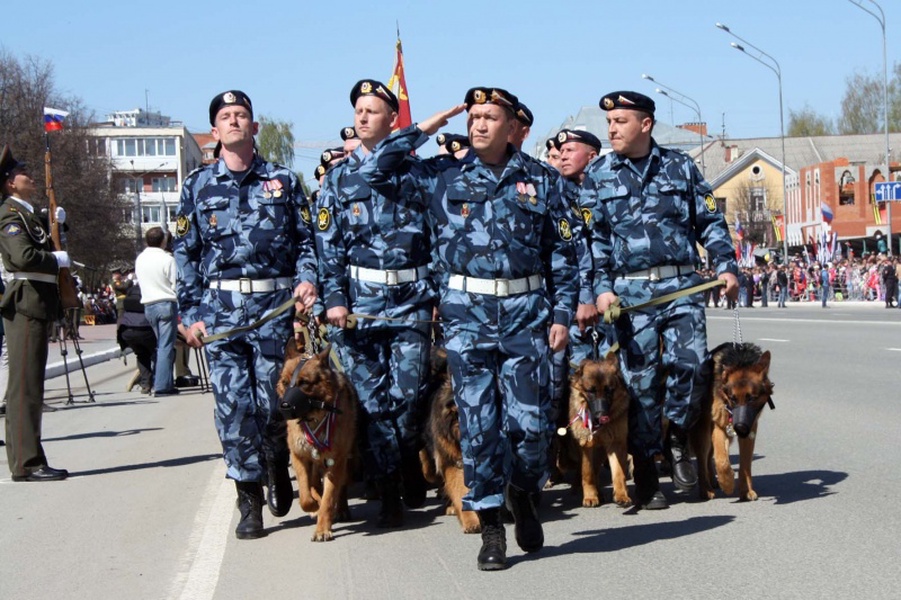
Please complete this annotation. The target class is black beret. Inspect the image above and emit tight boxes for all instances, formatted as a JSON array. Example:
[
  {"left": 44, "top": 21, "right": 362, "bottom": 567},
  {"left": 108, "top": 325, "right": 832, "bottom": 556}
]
[
  {"left": 314, "top": 164, "right": 327, "bottom": 179},
  {"left": 545, "top": 138, "right": 557, "bottom": 151},
  {"left": 350, "top": 79, "right": 399, "bottom": 112},
  {"left": 464, "top": 87, "right": 518, "bottom": 111},
  {"left": 553, "top": 129, "right": 602, "bottom": 153},
  {"left": 209, "top": 90, "right": 253, "bottom": 125},
  {"left": 0, "top": 145, "right": 27, "bottom": 184},
  {"left": 437, "top": 133, "right": 470, "bottom": 154},
  {"left": 340, "top": 126, "right": 359, "bottom": 141},
  {"left": 320, "top": 147, "right": 346, "bottom": 166},
  {"left": 514, "top": 102, "right": 534, "bottom": 126},
  {"left": 599, "top": 90, "right": 655, "bottom": 115}
]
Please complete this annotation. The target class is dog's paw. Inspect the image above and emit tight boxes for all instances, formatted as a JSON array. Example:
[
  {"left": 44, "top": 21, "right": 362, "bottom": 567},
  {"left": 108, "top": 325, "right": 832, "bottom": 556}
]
[
  {"left": 311, "top": 530, "right": 334, "bottom": 542},
  {"left": 461, "top": 514, "right": 481, "bottom": 534},
  {"left": 613, "top": 494, "right": 632, "bottom": 507},
  {"left": 582, "top": 495, "right": 601, "bottom": 508},
  {"left": 740, "top": 489, "right": 758, "bottom": 501}
]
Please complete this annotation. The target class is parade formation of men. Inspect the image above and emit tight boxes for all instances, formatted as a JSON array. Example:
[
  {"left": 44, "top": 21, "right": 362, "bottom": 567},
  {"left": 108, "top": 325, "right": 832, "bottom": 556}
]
[{"left": 1, "top": 84, "right": 738, "bottom": 572}]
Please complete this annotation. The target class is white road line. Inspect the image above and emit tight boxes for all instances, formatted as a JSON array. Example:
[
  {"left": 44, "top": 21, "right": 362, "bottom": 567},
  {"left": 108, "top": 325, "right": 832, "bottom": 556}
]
[
  {"left": 888, "top": 348, "right": 901, "bottom": 352},
  {"left": 169, "top": 464, "right": 232, "bottom": 600},
  {"left": 758, "top": 338, "right": 790, "bottom": 342}
]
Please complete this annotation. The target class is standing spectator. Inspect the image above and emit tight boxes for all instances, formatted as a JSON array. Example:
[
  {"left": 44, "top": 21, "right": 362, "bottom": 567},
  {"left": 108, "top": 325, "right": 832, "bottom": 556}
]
[
  {"left": 775, "top": 265, "right": 789, "bottom": 307},
  {"left": 818, "top": 264, "right": 830, "bottom": 308},
  {"left": 882, "top": 258, "right": 897, "bottom": 308},
  {"left": 760, "top": 265, "right": 771, "bottom": 307},
  {"left": 135, "top": 227, "right": 179, "bottom": 396}
]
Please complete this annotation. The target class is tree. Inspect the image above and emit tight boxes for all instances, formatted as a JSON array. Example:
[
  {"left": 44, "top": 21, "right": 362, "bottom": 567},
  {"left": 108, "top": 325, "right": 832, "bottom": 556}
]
[
  {"left": 0, "top": 50, "right": 133, "bottom": 277},
  {"left": 788, "top": 104, "right": 834, "bottom": 136},
  {"left": 256, "top": 115, "right": 295, "bottom": 167},
  {"left": 837, "top": 64, "right": 901, "bottom": 134}
]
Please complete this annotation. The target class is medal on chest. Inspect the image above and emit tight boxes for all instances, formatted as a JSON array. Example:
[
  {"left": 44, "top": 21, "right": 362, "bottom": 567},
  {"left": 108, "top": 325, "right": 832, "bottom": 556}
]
[
  {"left": 352, "top": 203, "right": 361, "bottom": 217},
  {"left": 460, "top": 203, "right": 470, "bottom": 219}
]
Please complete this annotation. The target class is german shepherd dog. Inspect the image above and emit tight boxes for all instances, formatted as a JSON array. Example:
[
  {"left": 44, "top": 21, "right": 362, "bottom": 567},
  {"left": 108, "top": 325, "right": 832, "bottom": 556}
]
[
  {"left": 426, "top": 348, "right": 481, "bottom": 533},
  {"left": 692, "top": 342, "right": 774, "bottom": 501},
  {"left": 277, "top": 341, "right": 358, "bottom": 541},
  {"left": 567, "top": 353, "right": 632, "bottom": 508}
]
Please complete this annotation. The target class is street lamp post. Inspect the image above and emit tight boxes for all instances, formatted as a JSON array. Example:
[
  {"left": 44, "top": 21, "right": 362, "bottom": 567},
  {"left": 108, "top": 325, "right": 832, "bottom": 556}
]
[
  {"left": 716, "top": 22, "right": 790, "bottom": 263},
  {"left": 847, "top": 0, "right": 891, "bottom": 255},
  {"left": 129, "top": 160, "right": 168, "bottom": 250},
  {"left": 641, "top": 74, "right": 707, "bottom": 177}
]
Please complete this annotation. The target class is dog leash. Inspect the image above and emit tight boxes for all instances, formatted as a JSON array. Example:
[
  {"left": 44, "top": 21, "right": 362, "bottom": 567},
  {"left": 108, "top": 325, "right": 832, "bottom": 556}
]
[
  {"left": 602, "top": 279, "right": 725, "bottom": 324},
  {"left": 197, "top": 296, "right": 298, "bottom": 344}
]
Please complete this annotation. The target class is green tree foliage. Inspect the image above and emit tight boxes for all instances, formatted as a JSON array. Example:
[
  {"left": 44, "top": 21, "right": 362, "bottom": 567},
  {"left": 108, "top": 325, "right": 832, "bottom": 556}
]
[
  {"left": 256, "top": 115, "right": 295, "bottom": 167},
  {"left": 0, "top": 50, "right": 132, "bottom": 276},
  {"left": 787, "top": 104, "right": 835, "bottom": 137},
  {"left": 837, "top": 64, "right": 901, "bottom": 134}
]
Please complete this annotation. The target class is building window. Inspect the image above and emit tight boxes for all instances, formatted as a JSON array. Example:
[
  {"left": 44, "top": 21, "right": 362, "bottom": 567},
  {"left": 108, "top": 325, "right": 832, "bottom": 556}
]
[
  {"left": 152, "top": 176, "right": 177, "bottom": 192},
  {"left": 121, "top": 178, "right": 141, "bottom": 193},
  {"left": 113, "top": 137, "right": 178, "bottom": 157},
  {"left": 141, "top": 206, "right": 162, "bottom": 223}
]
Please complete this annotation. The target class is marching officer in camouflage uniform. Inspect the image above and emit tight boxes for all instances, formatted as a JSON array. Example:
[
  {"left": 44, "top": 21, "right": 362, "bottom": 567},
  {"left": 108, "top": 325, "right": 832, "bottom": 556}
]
[
  {"left": 341, "top": 126, "right": 361, "bottom": 154},
  {"left": 174, "top": 91, "right": 318, "bottom": 539},
  {"left": 435, "top": 132, "right": 470, "bottom": 159},
  {"left": 582, "top": 91, "right": 738, "bottom": 509},
  {"left": 0, "top": 145, "right": 70, "bottom": 482},
  {"left": 370, "top": 88, "right": 578, "bottom": 570},
  {"left": 316, "top": 79, "right": 433, "bottom": 527},
  {"left": 545, "top": 137, "right": 563, "bottom": 172}
]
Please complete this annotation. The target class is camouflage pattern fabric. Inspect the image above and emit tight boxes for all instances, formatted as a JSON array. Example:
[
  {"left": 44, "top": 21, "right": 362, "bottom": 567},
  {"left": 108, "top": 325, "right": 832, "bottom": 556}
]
[
  {"left": 372, "top": 125, "right": 578, "bottom": 510},
  {"left": 174, "top": 155, "right": 317, "bottom": 482},
  {"left": 580, "top": 140, "right": 737, "bottom": 458}
]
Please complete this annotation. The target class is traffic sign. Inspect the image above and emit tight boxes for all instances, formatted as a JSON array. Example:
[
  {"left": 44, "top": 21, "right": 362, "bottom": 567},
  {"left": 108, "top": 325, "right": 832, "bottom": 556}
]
[{"left": 874, "top": 181, "right": 901, "bottom": 201}]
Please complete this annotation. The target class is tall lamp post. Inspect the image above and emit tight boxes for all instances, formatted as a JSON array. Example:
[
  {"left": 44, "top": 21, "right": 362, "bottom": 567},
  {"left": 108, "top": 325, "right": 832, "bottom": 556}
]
[
  {"left": 716, "top": 22, "right": 790, "bottom": 263},
  {"left": 129, "top": 160, "right": 168, "bottom": 251},
  {"left": 847, "top": 0, "right": 891, "bottom": 255},
  {"left": 641, "top": 74, "right": 707, "bottom": 177}
]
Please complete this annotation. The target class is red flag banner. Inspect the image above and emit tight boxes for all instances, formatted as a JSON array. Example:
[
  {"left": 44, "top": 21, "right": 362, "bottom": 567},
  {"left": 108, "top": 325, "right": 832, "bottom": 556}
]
[
  {"left": 43, "top": 107, "right": 69, "bottom": 132},
  {"left": 388, "top": 37, "right": 412, "bottom": 131}
]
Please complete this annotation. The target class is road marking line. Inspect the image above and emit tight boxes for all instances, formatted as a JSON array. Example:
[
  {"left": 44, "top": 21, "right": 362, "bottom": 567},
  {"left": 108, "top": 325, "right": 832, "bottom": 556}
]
[
  {"left": 169, "top": 464, "right": 231, "bottom": 600},
  {"left": 758, "top": 338, "right": 789, "bottom": 342},
  {"left": 888, "top": 348, "right": 901, "bottom": 352}
]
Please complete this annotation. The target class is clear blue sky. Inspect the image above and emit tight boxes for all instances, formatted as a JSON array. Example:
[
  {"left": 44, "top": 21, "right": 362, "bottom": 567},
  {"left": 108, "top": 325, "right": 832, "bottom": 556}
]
[{"left": 4, "top": 0, "right": 899, "bottom": 182}]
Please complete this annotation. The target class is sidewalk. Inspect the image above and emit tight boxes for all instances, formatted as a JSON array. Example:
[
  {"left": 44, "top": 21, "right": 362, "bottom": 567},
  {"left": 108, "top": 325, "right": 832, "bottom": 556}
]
[{"left": 45, "top": 323, "right": 126, "bottom": 380}]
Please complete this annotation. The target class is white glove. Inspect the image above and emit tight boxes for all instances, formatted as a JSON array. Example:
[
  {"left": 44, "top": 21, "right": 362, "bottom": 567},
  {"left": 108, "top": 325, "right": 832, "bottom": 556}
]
[
  {"left": 55, "top": 206, "right": 67, "bottom": 224},
  {"left": 52, "top": 251, "right": 71, "bottom": 268}
]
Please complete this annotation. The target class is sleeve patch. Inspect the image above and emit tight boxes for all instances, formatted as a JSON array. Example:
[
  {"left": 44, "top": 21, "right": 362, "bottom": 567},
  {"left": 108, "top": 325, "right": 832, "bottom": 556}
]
[
  {"left": 3, "top": 223, "right": 22, "bottom": 236},
  {"left": 558, "top": 218, "right": 573, "bottom": 241},
  {"left": 704, "top": 194, "right": 718, "bottom": 214},
  {"left": 175, "top": 215, "right": 190, "bottom": 237},
  {"left": 317, "top": 208, "right": 331, "bottom": 231}
]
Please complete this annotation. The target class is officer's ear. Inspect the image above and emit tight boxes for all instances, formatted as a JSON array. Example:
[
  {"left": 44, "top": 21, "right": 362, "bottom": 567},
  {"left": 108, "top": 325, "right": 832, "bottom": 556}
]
[{"left": 389, "top": 110, "right": 399, "bottom": 130}]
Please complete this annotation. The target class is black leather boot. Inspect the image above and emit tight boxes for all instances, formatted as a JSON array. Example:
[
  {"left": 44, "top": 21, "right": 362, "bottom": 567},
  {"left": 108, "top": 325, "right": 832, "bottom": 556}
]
[
  {"left": 505, "top": 483, "right": 544, "bottom": 553},
  {"left": 400, "top": 449, "right": 428, "bottom": 509},
  {"left": 476, "top": 508, "right": 508, "bottom": 571},
  {"left": 666, "top": 424, "right": 698, "bottom": 492},
  {"left": 265, "top": 456, "right": 294, "bottom": 518},
  {"left": 235, "top": 481, "right": 266, "bottom": 539},
  {"left": 376, "top": 473, "right": 404, "bottom": 528},
  {"left": 633, "top": 454, "right": 668, "bottom": 510}
]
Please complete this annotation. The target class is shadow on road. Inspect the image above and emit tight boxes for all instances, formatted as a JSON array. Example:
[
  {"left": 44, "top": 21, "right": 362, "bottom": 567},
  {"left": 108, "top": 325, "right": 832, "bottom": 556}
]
[
  {"left": 750, "top": 469, "right": 848, "bottom": 505},
  {"left": 70, "top": 453, "right": 221, "bottom": 477},
  {"left": 43, "top": 427, "right": 165, "bottom": 442}
]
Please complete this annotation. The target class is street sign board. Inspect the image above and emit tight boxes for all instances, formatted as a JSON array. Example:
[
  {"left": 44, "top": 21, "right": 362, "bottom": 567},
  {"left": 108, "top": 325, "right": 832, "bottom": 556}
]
[{"left": 874, "top": 181, "right": 901, "bottom": 201}]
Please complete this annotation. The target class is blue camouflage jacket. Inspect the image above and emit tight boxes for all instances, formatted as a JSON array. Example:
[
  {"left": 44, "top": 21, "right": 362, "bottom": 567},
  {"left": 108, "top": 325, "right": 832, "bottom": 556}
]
[
  {"left": 580, "top": 140, "right": 737, "bottom": 297},
  {"left": 173, "top": 155, "right": 317, "bottom": 326}
]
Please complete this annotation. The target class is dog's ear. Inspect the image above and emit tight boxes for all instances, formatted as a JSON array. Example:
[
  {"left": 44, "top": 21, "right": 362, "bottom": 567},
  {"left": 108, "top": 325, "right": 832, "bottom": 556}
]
[
  {"left": 755, "top": 350, "right": 771, "bottom": 375},
  {"left": 317, "top": 343, "right": 332, "bottom": 365},
  {"left": 284, "top": 337, "right": 301, "bottom": 359},
  {"left": 603, "top": 353, "right": 619, "bottom": 369}
]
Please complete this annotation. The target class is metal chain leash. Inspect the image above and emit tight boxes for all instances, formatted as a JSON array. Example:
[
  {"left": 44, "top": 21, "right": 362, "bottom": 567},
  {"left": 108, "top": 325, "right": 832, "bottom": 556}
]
[{"left": 732, "top": 305, "right": 743, "bottom": 346}]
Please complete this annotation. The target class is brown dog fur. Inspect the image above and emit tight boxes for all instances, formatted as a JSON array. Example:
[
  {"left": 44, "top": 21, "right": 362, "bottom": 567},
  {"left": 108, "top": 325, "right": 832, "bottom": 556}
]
[
  {"left": 568, "top": 354, "right": 632, "bottom": 508},
  {"left": 278, "top": 341, "right": 358, "bottom": 541},
  {"left": 427, "top": 349, "right": 480, "bottom": 534},
  {"left": 692, "top": 342, "right": 773, "bottom": 501}
]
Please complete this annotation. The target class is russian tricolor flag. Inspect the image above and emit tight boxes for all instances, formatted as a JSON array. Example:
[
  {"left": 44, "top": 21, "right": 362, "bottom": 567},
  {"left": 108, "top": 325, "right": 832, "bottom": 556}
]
[
  {"left": 821, "top": 202, "right": 834, "bottom": 224},
  {"left": 43, "top": 107, "right": 69, "bottom": 132}
]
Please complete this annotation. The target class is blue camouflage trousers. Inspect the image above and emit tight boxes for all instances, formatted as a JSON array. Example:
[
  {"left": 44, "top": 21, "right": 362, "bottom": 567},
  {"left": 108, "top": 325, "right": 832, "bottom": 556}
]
[
  {"left": 445, "top": 325, "right": 553, "bottom": 512},
  {"left": 204, "top": 289, "right": 292, "bottom": 482},
  {"left": 336, "top": 324, "right": 430, "bottom": 478},
  {"left": 611, "top": 277, "right": 708, "bottom": 459}
]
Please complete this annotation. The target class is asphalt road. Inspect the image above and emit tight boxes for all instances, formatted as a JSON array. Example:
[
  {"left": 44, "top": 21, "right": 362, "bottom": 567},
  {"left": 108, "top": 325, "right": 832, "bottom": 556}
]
[{"left": 2, "top": 302, "right": 900, "bottom": 600}]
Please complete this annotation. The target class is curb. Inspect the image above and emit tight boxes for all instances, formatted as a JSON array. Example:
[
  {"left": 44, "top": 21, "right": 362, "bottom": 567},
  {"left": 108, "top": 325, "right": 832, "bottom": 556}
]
[{"left": 46, "top": 347, "right": 132, "bottom": 380}]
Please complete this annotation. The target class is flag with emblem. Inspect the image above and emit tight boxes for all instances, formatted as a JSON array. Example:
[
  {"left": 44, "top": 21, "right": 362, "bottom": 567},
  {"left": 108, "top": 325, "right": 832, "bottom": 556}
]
[
  {"left": 43, "top": 107, "right": 69, "bottom": 132},
  {"left": 388, "top": 29, "right": 413, "bottom": 131}
]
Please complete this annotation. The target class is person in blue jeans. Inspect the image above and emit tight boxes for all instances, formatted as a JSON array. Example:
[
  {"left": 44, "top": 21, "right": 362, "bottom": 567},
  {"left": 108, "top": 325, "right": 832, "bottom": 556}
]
[{"left": 135, "top": 227, "right": 179, "bottom": 396}]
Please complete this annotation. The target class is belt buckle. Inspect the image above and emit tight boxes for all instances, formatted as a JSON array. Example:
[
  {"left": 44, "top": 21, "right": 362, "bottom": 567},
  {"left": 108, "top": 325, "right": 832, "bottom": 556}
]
[
  {"left": 649, "top": 269, "right": 660, "bottom": 282},
  {"left": 238, "top": 278, "right": 253, "bottom": 294},
  {"left": 386, "top": 270, "right": 398, "bottom": 286},
  {"left": 495, "top": 279, "right": 509, "bottom": 297}
]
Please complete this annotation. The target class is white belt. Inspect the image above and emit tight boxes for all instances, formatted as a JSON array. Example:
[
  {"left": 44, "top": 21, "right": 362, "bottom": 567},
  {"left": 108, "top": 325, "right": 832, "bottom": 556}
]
[
  {"left": 620, "top": 265, "right": 695, "bottom": 281},
  {"left": 349, "top": 265, "right": 429, "bottom": 286},
  {"left": 447, "top": 274, "right": 543, "bottom": 297},
  {"left": 12, "top": 272, "right": 58, "bottom": 285},
  {"left": 211, "top": 277, "right": 293, "bottom": 294}
]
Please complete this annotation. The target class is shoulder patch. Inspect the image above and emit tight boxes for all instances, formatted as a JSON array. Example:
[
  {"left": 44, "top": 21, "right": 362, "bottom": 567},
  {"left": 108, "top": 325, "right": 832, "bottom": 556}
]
[
  {"left": 175, "top": 214, "right": 190, "bottom": 237},
  {"left": 300, "top": 204, "right": 312, "bottom": 224},
  {"left": 558, "top": 218, "right": 573, "bottom": 241},
  {"left": 317, "top": 208, "right": 331, "bottom": 231},
  {"left": 704, "top": 194, "right": 718, "bottom": 214},
  {"left": 581, "top": 208, "right": 592, "bottom": 226},
  {"left": 3, "top": 223, "right": 22, "bottom": 236}
]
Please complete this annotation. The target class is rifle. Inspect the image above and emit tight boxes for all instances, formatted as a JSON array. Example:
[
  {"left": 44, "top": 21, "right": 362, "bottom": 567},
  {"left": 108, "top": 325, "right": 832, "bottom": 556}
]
[{"left": 44, "top": 136, "right": 81, "bottom": 310}]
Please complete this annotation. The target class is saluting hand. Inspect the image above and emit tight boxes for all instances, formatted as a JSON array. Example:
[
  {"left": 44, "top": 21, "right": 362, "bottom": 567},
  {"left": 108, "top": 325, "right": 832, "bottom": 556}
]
[{"left": 417, "top": 104, "right": 467, "bottom": 136}]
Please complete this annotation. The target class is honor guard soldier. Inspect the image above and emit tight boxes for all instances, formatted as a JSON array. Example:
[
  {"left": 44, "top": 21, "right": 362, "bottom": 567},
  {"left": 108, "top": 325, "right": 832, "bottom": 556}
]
[
  {"left": 316, "top": 79, "right": 434, "bottom": 527},
  {"left": 0, "top": 145, "right": 70, "bottom": 482},
  {"left": 435, "top": 132, "right": 470, "bottom": 159},
  {"left": 581, "top": 91, "right": 738, "bottom": 509},
  {"left": 174, "top": 91, "right": 318, "bottom": 539},
  {"left": 369, "top": 87, "right": 578, "bottom": 570},
  {"left": 341, "top": 126, "right": 361, "bottom": 154}
]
